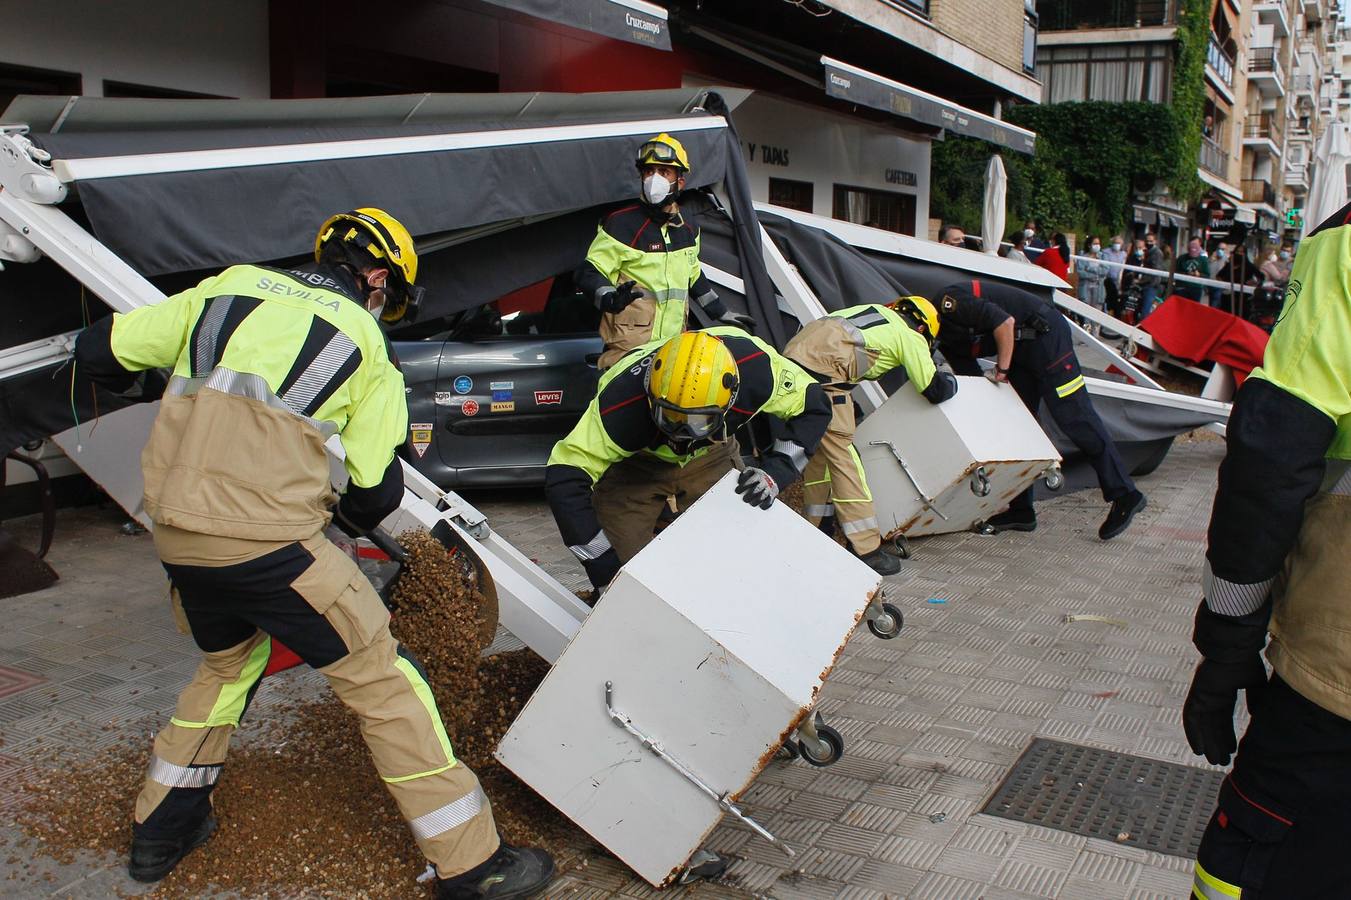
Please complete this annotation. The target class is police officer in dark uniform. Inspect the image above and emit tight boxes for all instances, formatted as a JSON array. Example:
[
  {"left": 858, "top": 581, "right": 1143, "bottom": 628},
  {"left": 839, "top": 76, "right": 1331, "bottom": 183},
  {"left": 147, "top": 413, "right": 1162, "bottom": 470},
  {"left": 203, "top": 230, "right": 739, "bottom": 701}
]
[{"left": 931, "top": 279, "right": 1147, "bottom": 539}]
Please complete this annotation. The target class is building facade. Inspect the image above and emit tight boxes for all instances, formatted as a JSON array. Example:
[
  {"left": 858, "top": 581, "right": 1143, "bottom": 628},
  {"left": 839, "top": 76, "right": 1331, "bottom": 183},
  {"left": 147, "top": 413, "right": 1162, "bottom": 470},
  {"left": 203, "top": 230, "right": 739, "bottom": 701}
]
[{"left": 0, "top": 0, "right": 1041, "bottom": 241}]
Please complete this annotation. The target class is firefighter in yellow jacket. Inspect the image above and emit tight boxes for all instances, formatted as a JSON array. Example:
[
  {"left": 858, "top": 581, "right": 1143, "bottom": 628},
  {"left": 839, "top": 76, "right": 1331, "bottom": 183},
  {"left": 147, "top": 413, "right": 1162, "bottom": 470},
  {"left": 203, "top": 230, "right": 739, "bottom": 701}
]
[
  {"left": 74, "top": 210, "right": 552, "bottom": 900},
  {"left": 545, "top": 327, "right": 830, "bottom": 593},
  {"left": 784, "top": 299, "right": 958, "bottom": 574},
  {"left": 1183, "top": 202, "right": 1351, "bottom": 898},
  {"left": 575, "top": 133, "right": 752, "bottom": 369}
]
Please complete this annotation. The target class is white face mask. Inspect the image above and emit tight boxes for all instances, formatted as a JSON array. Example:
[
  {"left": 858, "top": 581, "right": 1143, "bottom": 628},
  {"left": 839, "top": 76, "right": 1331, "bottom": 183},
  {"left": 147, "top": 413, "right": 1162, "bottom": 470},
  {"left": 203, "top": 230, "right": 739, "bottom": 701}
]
[
  {"left": 642, "top": 173, "right": 673, "bottom": 205},
  {"left": 1023, "top": 228, "right": 1035, "bottom": 239},
  {"left": 1112, "top": 241, "right": 1123, "bottom": 250},
  {"left": 1090, "top": 244, "right": 1101, "bottom": 252}
]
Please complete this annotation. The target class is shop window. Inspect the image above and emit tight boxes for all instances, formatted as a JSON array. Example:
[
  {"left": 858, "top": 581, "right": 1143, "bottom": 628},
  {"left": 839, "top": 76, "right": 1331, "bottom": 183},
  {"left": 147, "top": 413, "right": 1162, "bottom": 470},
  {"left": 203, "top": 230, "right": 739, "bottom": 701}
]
[
  {"left": 832, "top": 184, "right": 916, "bottom": 236},
  {"left": 0, "top": 61, "right": 81, "bottom": 119},
  {"left": 769, "top": 178, "right": 814, "bottom": 213}
]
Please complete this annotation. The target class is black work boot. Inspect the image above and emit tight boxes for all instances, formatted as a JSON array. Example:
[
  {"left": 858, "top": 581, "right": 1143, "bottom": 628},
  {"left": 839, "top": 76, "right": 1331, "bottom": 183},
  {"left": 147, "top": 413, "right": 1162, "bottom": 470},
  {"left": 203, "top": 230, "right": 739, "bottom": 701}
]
[
  {"left": 437, "top": 843, "right": 556, "bottom": 899},
  {"left": 987, "top": 508, "right": 1037, "bottom": 533},
  {"left": 1099, "top": 490, "right": 1147, "bottom": 540},
  {"left": 128, "top": 815, "right": 217, "bottom": 883},
  {"left": 857, "top": 548, "right": 902, "bottom": 576}
]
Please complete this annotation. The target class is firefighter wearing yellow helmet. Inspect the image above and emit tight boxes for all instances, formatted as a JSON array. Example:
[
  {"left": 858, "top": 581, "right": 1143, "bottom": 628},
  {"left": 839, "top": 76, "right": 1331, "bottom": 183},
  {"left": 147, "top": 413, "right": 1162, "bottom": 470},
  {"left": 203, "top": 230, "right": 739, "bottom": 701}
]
[
  {"left": 783, "top": 299, "right": 959, "bottom": 574},
  {"left": 73, "top": 209, "right": 555, "bottom": 898},
  {"left": 545, "top": 327, "right": 830, "bottom": 594},
  {"left": 575, "top": 133, "right": 753, "bottom": 369}
]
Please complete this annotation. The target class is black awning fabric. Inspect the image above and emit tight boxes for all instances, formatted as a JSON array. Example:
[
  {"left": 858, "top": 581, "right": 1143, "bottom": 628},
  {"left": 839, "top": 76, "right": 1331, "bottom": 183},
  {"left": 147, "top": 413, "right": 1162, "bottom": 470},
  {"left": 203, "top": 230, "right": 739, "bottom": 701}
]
[
  {"left": 481, "top": 0, "right": 671, "bottom": 49},
  {"left": 37, "top": 114, "right": 729, "bottom": 279}
]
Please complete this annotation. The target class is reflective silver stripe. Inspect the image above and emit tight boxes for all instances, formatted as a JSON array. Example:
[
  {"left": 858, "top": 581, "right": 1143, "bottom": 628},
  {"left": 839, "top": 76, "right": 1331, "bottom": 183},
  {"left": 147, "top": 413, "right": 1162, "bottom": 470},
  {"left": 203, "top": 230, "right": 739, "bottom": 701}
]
[
  {"left": 649, "top": 286, "right": 690, "bottom": 303},
  {"left": 1203, "top": 559, "right": 1274, "bottom": 616},
  {"left": 168, "top": 370, "right": 338, "bottom": 437},
  {"left": 841, "top": 516, "right": 879, "bottom": 535},
  {"left": 594, "top": 286, "right": 616, "bottom": 309},
  {"left": 847, "top": 310, "right": 888, "bottom": 329},
  {"left": 568, "top": 530, "right": 613, "bottom": 562},
  {"left": 694, "top": 288, "right": 720, "bottom": 310},
  {"left": 804, "top": 504, "right": 834, "bottom": 517},
  {"left": 279, "top": 331, "right": 358, "bottom": 415},
  {"left": 834, "top": 317, "right": 873, "bottom": 379},
  {"left": 193, "top": 296, "right": 234, "bottom": 376},
  {"left": 771, "top": 439, "right": 809, "bottom": 474},
  {"left": 409, "top": 785, "right": 487, "bottom": 841},
  {"left": 147, "top": 756, "right": 221, "bottom": 789},
  {"left": 1192, "top": 864, "right": 1242, "bottom": 900},
  {"left": 1325, "top": 459, "right": 1351, "bottom": 496}
]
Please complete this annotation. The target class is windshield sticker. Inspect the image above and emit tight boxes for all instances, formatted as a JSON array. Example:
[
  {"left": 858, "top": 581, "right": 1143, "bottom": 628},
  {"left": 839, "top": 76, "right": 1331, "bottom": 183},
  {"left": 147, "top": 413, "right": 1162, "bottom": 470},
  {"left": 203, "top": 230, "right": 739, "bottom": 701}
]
[
  {"left": 491, "top": 389, "right": 513, "bottom": 402},
  {"left": 453, "top": 375, "right": 473, "bottom": 394},
  {"left": 462, "top": 399, "right": 480, "bottom": 417},
  {"left": 490, "top": 401, "right": 515, "bottom": 413},
  {"left": 535, "top": 390, "right": 563, "bottom": 405},
  {"left": 434, "top": 391, "right": 453, "bottom": 405},
  {"left": 409, "top": 424, "right": 433, "bottom": 458}
]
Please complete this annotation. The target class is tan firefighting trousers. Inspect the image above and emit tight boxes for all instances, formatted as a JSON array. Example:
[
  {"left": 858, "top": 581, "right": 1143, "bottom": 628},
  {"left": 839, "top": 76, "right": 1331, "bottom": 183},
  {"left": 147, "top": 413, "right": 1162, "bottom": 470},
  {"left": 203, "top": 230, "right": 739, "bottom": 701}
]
[
  {"left": 135, "top": 525, "right": 498, "bottom": 877},
  {"left": 785, "top": 318, "right": 880, "bottom": 555},
  {"left": 592, "top": 442, "right": 738, "bottom": 562},
  {"left": 1267, "top": 464, "right": 1351, "bottom": 719}
]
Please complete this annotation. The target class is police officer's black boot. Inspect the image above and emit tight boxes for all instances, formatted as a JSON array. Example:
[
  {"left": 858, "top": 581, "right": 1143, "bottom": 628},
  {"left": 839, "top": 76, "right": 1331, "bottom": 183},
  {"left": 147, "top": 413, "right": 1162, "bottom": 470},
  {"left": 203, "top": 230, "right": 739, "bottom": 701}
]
[
  {"left": 856, "top": 547, "right": 902, "bottom": 576},
  {"left": 1099, "top": 490, "right": 1146, "bottom": 540},
  {"left": 437, "top": 843, "right": 556, "bottom": 899},
  {"left": 986, "top": 508, "right": 1037, "bottom": 533},
  {"left": 128, "top": 815, "right": 217, "bottom": 882}
]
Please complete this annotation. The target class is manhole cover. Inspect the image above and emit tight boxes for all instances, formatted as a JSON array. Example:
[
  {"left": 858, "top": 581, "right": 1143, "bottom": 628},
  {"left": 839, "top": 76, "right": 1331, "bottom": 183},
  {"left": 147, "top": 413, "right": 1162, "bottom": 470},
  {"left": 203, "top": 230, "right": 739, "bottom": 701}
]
[{"left": 981, "top": 738, "right": 1222, "bottom": 858}]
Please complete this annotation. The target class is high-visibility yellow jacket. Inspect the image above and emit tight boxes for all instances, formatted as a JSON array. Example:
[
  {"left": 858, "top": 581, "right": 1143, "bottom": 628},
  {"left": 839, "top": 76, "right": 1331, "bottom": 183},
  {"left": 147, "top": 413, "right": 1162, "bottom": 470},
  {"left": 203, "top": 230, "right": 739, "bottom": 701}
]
[{"left": 74, "top": 263, "right": 407, "bottom": 541}]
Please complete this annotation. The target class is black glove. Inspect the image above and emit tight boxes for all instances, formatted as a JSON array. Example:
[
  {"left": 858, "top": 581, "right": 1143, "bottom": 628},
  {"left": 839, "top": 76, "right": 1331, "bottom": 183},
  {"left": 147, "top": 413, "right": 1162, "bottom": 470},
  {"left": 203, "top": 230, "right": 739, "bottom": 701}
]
[
  {"left": 598, "top": 280, "right": 639, "bottom": 314},
  {"left": 583, "top": 547, "right": 622, "bottom": 592},
  {"left": 718, "top": 311, "right": 756, "bottom": 330},
  {"left": 735, "top": 467, "right": 779, "bottom": 509},
  {"left": 1182, "top": 600, "right": 1272, "bottom": 766}
]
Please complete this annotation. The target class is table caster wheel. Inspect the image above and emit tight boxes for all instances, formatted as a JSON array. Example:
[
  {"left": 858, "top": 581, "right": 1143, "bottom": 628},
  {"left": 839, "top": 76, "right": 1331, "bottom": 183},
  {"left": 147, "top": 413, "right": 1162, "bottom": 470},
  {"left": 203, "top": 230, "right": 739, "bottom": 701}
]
[
  {"left": 973, "top": 520, "right": 996, "bottom": 536},
  {"left": 1043, "top": 470, "right": 1064, "bottom": 491},
  {"left": 776, "top": 741, "right": 801, "bottom": 762},
  {"left": 867, "top": 602, "right": 904, "bottom": 639},
  {"left": 796, "top": 723, "right": 845, "bottom": 767},
  {"left": 889, "top": 535, "right": 911, "bottom": 559}
]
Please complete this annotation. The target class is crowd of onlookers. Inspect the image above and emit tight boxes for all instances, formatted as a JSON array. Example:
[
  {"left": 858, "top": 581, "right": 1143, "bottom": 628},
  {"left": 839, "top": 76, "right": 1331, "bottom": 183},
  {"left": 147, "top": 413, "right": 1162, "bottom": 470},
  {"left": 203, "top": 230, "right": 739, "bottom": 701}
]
[{"left": 937, "top": 219, "right": 1296, "bottom": 331}]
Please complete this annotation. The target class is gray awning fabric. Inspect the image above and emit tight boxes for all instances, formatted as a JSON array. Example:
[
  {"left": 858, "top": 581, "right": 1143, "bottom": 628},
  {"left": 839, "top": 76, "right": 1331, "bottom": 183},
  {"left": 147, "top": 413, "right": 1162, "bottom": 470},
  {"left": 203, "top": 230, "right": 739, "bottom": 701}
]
[
  {"left": 21, "top": 91, "right": 752, "bottom": 285},
  {"left": 821, "top": 57, "right": 1036, "bottom": 156},
  {"left": 480, "top": 0, "right": 671, "bottom": 50}
]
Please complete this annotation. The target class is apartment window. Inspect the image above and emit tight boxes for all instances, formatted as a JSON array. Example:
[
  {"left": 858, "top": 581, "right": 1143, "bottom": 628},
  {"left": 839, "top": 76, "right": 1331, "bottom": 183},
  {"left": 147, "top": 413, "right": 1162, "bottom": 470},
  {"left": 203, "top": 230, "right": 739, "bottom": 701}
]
[
  {"left": 769, "top": 178, "right": 814, "bottom": 213},
  {"left": 1023, "top": 1, "right": 1038, "bottom": 74},
  {"left": 832, "top": 184, "right": 916, "bottom": 236},
  {"left": 1036, "top": 43, "right": 1173, "bottom": 103},
  {"left": 0, "top": 61, "right": 81, "bottom": 119}
]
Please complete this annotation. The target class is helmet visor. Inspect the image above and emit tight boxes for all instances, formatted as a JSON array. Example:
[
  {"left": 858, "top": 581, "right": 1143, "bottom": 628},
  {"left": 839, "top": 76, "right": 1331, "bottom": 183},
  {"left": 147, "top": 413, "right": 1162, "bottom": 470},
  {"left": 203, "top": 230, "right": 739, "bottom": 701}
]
[
  {"left": 652, "top": 401, "right": 725, "bottom": 442},
  {"left": 637, "top": 140, "right": 682, "bottom": 168}
]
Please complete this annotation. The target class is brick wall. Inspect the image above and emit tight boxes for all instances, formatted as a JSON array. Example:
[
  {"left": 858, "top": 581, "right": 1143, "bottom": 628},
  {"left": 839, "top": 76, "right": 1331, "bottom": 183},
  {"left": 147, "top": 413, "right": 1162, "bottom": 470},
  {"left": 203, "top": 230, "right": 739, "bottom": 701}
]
[{"left": 928, "top": 0, "right": 1026, "bottom": 78}]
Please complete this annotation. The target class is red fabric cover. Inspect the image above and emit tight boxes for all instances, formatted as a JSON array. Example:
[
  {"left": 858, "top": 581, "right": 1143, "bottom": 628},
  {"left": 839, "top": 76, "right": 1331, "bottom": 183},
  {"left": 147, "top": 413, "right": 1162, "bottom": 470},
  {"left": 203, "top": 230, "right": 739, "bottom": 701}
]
[{"left": 1140, "top": 295, "right": 1269, "bottom": 384}]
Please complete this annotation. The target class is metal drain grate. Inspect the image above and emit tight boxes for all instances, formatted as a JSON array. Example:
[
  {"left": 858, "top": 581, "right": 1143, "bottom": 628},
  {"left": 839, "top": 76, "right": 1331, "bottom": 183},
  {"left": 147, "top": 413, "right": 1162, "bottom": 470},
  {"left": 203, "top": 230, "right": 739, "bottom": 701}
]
[{"left": 982, "top": 738, "right": 1223, "bottom": 858}]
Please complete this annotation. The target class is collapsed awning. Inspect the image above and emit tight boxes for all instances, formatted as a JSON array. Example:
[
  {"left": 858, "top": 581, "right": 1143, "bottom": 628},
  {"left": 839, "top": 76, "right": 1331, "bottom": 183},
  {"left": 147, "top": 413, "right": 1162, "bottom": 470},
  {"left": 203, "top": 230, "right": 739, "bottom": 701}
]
[
  {"left": 479, "top": 0, "right": 671, "bottom": 50},
  {"left": 821, "top": 56, "right": 1036, "bottom": 155}
]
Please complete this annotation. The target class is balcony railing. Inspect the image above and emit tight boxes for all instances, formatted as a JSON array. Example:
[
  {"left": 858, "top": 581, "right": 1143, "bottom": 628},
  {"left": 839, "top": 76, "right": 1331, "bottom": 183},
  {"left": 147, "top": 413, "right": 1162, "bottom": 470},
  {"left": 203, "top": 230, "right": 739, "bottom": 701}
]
[
  {"left": 1200, "top": 135, "right": 1230, "bottom": 176},
  {"left": 1038, "top": 0, "right": 1174, "bottom": 30},
  {"left": 1207, "top": 33, "right": 1235, "bottom": 87},
  {"left": 1248, "top": 46, "right": 1285, "bottom": 79},
  {"left": 1244, "top": 112, "right": 1285, "bottom": 144},
  {"left": 1242, "top": 179, "right": 1278, "bottom": 206}
]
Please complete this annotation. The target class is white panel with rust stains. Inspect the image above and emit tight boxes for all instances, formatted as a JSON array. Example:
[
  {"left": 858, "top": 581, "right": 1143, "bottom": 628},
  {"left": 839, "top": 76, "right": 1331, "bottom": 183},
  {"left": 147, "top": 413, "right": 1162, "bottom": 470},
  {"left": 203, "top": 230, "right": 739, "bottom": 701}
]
[
  {"left": 496, "top": 472, "right": 880, "bottom": 886},
  {"left": 855, "top": 375, "right": 1061, "bottom": 537}
]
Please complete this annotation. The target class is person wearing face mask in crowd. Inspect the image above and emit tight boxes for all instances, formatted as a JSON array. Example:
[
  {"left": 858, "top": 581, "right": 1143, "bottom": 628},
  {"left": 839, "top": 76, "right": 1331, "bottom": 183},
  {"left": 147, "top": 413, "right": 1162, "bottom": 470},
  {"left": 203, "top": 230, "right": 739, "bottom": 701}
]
[
  {"left": 1141, "top": 233, "right": 1166, "bottom": 319},
  {"left": 1004, "top": 231, "right": 1032, "bottom": 264},
  {"left": 1034, "top": 232, "right": 1072, "bottom": 281},
  {"left": 1022, "top": 220, "right": 1047, "bottom": 251},
  {"left": 1261, "top": 243, "right": 1295, "bottom": 288},
  {"left": 1075, "top": 237, "right": 1111, "bottom": 333},
  {"left": 575, "top": 134, "right": 751, "bottom": 370},
  {"left": 1174, "top": 237, "right": 1211, "bottom": 303},
  {"left": 71, "top": 210, "right": 558, "bottom": 899},
  {"left": 1101, "top": 235, "right": 1127, "bottom": 313},
  {"left": 1118, "top": 239, "right": 1148, "bottom": 322},
  {"left": 1208, "top": 244, "right": 1230, "bottom": 308}
]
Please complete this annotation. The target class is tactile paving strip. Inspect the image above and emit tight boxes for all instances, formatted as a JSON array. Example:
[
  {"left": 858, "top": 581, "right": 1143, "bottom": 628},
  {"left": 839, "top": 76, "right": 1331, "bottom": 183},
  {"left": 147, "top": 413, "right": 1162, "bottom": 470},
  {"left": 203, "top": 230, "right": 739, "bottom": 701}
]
[{"left": 982, "top": 738, "right": 1222, "bottom": 858}]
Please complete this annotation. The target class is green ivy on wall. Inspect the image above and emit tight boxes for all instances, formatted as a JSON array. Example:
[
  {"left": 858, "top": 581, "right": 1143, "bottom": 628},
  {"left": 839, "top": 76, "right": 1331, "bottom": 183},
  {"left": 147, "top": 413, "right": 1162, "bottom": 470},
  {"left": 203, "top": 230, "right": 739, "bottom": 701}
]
[{"left": 931, "top": 0, "right": 1210, "bottom": 240}]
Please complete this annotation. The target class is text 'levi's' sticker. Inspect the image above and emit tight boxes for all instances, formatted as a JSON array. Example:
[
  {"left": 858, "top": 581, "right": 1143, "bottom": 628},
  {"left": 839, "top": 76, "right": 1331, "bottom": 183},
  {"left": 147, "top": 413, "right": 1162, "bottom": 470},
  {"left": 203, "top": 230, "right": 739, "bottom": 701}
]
[
  {"left": 534, "top": 390, "right": 563, "bottom": 404},
  {"left": 409, "top": 424, "right": 433, "bottom": 458}
]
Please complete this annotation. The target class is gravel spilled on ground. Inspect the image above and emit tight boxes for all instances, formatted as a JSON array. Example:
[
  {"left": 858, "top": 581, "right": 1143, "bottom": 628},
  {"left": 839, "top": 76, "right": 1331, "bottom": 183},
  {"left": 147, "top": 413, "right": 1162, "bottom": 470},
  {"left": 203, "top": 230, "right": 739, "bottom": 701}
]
[{"left": 12, "top": 531, "right": 588, "bottom": 897}]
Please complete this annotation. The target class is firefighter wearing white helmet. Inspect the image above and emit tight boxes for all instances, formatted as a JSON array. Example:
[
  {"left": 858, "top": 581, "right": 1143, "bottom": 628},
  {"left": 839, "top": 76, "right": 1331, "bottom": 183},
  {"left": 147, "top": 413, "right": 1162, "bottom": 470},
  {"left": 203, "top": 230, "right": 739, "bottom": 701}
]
[
  {"left": 784, "top": 297, "right": 959, "bottom": 574},
  {"left": 575, "top": 133, "right": 753, "bottom": 369},
  {"left": 73, "top": 208, "right": 555, "bottom": 899}
]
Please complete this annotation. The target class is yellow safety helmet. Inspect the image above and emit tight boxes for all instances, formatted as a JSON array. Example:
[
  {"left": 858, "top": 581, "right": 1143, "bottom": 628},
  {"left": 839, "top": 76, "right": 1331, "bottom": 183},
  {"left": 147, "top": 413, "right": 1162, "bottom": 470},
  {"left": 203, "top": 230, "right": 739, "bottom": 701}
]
[
  {"left": 635, "top": 133, "right": 690, "bottom": 173},
  {"left": 890, "top": 296, "right": 941, "bottom": 346},
  {"left": 315, "top": 208, "right": 423, "bottom": 323},
  {"left": 646, "top": 331, "right": 739, "bottom": 443}
]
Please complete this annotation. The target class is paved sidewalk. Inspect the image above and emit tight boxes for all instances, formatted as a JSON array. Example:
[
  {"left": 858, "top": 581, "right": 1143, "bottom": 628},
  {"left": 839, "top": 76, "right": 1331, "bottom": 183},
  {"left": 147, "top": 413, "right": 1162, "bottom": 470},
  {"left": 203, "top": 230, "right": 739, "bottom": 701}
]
[{"left": 0, "top": 437, "right": 1225, "bottom": 898}]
